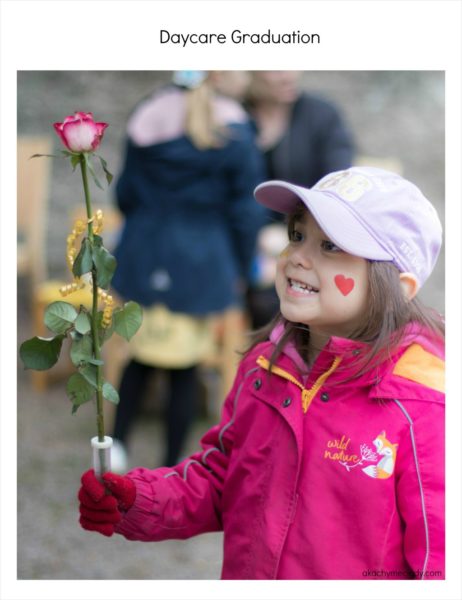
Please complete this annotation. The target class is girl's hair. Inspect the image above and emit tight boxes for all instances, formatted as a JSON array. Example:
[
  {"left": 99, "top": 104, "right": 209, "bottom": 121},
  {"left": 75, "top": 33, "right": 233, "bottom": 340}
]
[
  {"left": 184, "top": 79, "right": 226, "bottom": 150},
  {"left": 246, "top": 203, "right": 445, "bottom": 379}
]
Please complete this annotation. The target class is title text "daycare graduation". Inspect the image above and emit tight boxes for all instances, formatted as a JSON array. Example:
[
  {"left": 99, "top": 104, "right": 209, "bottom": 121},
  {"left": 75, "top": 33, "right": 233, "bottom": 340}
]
[{"left": 160, "top": 30, "right": 321, "bottom": 47}]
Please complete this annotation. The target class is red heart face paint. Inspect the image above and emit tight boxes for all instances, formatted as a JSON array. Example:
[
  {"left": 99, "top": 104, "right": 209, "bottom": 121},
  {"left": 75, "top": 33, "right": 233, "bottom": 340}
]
[{"left": 334, "top": 274, "right": 355, "bottom": 296}]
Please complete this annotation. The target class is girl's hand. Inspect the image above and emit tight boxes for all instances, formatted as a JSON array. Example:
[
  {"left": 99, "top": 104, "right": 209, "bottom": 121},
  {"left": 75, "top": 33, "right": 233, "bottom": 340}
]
[{"left": 78, "top": 469, "right": 136, "bottom": 536}]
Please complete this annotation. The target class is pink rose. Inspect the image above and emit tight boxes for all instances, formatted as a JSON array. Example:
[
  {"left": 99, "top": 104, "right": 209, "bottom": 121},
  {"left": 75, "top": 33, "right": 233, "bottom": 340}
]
[{"left": 53, "top": 111, "right": 108, "bottom": 153}]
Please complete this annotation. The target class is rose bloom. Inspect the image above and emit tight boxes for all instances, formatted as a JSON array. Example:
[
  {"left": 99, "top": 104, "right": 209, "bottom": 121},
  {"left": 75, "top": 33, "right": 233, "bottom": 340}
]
[{"left": 54, "top": 112, "right": 108, "bottom": 153}]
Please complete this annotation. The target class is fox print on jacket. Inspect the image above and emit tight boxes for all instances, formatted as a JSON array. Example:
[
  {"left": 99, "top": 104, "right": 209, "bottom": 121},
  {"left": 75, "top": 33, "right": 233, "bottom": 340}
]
[{"left": 362, "top": 432, "right": 398, "bottom": 479}]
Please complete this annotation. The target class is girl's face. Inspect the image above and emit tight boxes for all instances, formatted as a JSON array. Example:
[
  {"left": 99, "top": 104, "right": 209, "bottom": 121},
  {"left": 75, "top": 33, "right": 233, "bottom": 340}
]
[{"left": 276, "top": 211, "right": 370, "bottom": 346}]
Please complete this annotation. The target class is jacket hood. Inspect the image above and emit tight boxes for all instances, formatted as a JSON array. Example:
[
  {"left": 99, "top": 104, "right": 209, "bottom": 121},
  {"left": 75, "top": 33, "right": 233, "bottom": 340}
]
[{"left": 127, "top": 86, "right": 248, "bottom": 150}]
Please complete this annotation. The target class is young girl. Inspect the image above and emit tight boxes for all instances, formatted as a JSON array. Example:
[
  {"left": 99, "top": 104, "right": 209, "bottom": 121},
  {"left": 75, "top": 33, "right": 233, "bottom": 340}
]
[{"left": 78, "top": 166, "right": 444, "bottom": 580}]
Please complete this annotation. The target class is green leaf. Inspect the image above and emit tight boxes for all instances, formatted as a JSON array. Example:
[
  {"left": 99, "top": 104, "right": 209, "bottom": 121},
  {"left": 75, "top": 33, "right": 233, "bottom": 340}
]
[
  {"left": 79, "top": 364, "right": 99, "bottom": 389},
  {"left": 61, "top": 150, "right": 79, "bottom": 157},
  {"left": 74, "top": 311, "right": 91, "bottom": 335},
  {"left": 19, "top": 335, "right": 65, "bottom": 371},
  {"left": 70, "top": 329, "right": 83, "bottom": 341},
  {"left": 72, "top": 237, "right": 93, "bottom": 277},
  {"left": 70, "top": 154, "right": 81, "bottom": 171},
  {"left": 102, "top": 381, "right": 119, "bottom": 405},
  {"left": 44, "top": 301, "right": 78, "bottom": 334},
  {"left": 97, "top": 155, "right": 113, "bottom": 186},
  {"left": 30, "top": 153, "right": 58, "bottom": 159},
  {"left": 70, "top": 333, "right": 93, "bottom": 367},
  {"left": 91, "top": 238, "right": 117, "bottom": 290},
  {"left": 84, "top": 153, "right": 103, "bottom": 190},
  {"left": 66, "top": 373, "right": 94, "bottom": 414},
  {"left": 113, "top": 301, "right": 143, "bottom": 341},
  {"left": 88, "top": 358, "right": 105, "bottom": 366}
]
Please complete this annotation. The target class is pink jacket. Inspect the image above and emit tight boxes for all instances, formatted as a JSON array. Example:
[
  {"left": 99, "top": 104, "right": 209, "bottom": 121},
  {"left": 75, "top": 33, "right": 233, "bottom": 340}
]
[{"left": 115, "top": 323, "right": 445, "bottom": 580}]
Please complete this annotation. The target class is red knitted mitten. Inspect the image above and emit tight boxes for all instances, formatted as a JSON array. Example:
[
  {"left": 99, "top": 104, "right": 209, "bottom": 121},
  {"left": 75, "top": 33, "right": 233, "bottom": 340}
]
[{"left": 78, "top": 469, "right": 136, "bottom": 537}]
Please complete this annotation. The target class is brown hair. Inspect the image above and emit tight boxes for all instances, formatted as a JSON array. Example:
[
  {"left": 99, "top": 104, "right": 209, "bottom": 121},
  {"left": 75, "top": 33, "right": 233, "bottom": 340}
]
[{"left": 246, "top": 204, "right": 444, "bottom": 380}]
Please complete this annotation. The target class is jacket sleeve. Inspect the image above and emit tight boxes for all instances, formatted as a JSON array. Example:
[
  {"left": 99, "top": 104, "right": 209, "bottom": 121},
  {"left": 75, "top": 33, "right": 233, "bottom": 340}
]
[
  {"left": 223, "top": 123, "right": 267, "bottom": 281},
  {"left": 395, "top": 400, "right": 445, "bottom": 579},
  {"left": 113, "top": 360, "right": 246, "bottom": 542}
]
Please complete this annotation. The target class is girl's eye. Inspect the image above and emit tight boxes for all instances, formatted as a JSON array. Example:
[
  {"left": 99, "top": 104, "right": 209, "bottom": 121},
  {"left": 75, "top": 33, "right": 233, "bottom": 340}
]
[
  {"left": 289, "top": 229, "right": 303, "bottom": 242},
  {"left": 321, "top": 240, "right": 342, "bottom": 252}
]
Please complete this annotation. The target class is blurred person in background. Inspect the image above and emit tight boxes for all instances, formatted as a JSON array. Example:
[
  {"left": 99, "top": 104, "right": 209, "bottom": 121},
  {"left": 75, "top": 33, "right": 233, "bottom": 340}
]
[
  {"left": 110, "top": 70, "right": 265, "bottom": 470},
  {"left": 245, "top": 71, "right": 355, "bottom": 328}
]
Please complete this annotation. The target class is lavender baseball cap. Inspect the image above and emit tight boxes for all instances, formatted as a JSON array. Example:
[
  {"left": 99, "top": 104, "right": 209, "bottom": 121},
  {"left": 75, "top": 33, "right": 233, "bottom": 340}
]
[{"left": 254, "top": 166, "right": 442, "bottom": 287}]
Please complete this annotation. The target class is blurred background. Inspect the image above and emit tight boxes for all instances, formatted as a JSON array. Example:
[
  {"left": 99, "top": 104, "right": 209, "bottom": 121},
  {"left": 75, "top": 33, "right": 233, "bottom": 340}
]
[{"left": 17, "top": 71, "right": 444, "bottom": 579}]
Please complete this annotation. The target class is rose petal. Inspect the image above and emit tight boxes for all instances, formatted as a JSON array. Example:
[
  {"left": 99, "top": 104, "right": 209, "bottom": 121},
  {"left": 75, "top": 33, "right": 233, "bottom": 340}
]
[
  {"left": 95, "top": 122, "right": 108, "bottom": 136},
  {"left": 76, "top": 111, "right": 93, "bottom": 120},
  {"left": 62, "top": 120, "right": 98, "bottom": 152},
  {"left": 63, "top": 114, "right": 78, "bottom": 125},
  {"left": 89, "top": 122, "right": 108, "bottom": 150},
  {"left": 53, "top": 122, "right": 71, "bottom": 150}
]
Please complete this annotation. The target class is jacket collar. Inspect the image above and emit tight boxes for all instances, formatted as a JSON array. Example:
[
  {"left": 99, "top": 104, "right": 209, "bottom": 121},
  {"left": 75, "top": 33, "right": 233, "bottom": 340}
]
[
  {"left": 269, "top": 321, "right": 371, "bottom": 372},
  {"left": 268, "top": 321, "right": 445, "bottom": 403}
]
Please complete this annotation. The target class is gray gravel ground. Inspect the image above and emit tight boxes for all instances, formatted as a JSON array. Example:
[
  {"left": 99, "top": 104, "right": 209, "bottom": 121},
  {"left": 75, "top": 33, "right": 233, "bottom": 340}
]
[{"left": 16, "top": 71, "right": 445, "bottom": 581}]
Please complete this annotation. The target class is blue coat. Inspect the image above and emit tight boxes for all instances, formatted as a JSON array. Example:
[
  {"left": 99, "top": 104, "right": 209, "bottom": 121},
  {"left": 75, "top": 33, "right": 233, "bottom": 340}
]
[{"left": 112, "top": 123, "right": 266, "bottom": 315}]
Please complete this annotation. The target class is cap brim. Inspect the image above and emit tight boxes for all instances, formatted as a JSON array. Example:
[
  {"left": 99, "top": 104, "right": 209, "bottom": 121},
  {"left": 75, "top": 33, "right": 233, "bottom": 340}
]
[{"left": 254, "top": 180, "right": 393, "bottom": 262}]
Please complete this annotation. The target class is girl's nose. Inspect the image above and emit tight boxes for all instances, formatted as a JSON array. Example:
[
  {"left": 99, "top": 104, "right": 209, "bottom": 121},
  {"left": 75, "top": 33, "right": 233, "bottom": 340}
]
[{"left": 290, "top": 243, "right": 313, "bottom": 269}]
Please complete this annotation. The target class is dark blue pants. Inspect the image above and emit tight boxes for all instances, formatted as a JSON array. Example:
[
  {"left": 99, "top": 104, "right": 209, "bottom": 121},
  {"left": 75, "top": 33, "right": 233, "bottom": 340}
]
[{"left": 113, "top": 359, "right": 198, "bottom": 467}]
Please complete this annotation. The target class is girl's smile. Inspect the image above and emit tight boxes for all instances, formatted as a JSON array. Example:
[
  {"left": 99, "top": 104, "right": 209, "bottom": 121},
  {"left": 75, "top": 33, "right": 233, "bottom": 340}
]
[
  {"left": 286, "top": 277, "right": 319, "bottom": 296},
  {"left": 276, "top": 211, "right": 369, "bottom": 343}
]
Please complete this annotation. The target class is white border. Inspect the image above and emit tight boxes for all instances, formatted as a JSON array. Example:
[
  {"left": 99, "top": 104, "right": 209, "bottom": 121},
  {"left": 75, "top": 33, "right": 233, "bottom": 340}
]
[{"left": 1, "top": 1, "right": 461, "bottom": 599}]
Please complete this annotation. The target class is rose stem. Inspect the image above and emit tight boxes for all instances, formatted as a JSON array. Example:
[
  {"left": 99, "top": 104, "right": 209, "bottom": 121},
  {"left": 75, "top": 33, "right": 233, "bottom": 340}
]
[{"left": 79, "top": 155, "right": 105, "bottom": 445}]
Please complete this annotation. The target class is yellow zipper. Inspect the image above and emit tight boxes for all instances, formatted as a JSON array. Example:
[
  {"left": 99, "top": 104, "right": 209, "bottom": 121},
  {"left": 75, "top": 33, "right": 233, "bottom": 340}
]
[{"left": 256, "top": 354, "right": 342, "bottom": 413}]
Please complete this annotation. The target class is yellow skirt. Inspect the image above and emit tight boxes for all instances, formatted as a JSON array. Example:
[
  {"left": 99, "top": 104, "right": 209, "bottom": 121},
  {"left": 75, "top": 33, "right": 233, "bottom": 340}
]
[{"left": 129, "top": 304, "right": 215, "bottom": 369}]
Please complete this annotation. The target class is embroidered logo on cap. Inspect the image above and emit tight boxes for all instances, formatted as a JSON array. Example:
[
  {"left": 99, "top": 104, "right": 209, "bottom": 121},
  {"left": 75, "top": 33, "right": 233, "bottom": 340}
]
[
  {"left": 315, "top": 171, "right": 373, "bottom": 202},
  {"left": 399, "top": 241, "right": 424, "bottom": 274}
]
